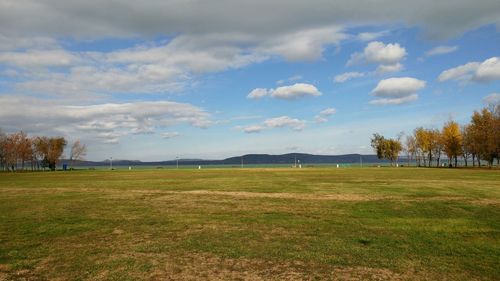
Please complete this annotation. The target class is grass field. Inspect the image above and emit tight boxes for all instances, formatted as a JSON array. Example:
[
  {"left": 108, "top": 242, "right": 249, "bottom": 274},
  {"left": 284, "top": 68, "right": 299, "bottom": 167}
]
[{"left": 0, "top": 168, "right": 499, "bottom": 280}]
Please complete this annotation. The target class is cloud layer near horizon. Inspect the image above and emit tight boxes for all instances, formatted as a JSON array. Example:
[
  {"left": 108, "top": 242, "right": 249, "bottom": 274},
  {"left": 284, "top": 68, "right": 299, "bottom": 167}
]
[{"left": 1, "top": 0, "right": 499, "bottom": 39}]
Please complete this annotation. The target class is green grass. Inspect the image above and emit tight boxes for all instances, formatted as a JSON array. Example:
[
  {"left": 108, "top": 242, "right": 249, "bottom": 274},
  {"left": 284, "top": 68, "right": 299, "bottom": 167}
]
[{"left": 0, "top": 167, "right": 499, "bottom": 280}]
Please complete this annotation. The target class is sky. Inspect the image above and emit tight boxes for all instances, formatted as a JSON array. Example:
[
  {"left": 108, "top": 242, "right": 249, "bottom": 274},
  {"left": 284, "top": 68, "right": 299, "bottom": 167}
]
[{"left": 0, "top": 0, "right": 499, "bottom": 161}]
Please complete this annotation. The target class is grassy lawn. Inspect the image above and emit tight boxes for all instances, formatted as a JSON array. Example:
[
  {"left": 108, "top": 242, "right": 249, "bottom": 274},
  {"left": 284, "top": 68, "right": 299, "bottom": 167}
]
[{"left": 0, "top": 167, "right": 499, "bottom": 280}]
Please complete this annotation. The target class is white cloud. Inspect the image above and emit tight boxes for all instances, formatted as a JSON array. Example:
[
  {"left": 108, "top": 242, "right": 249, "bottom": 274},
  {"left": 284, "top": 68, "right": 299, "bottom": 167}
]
[
  {"left": 318, "top": 108, "right": 337, "bottom": 116},
  {"left": 425, "top": 45, "right": 458, "bottom": 57},
  {"left": 263, "top": 116, "right": 306, "bottom": 131},
  {"left": 1, "top": 27, "right": 344, "bottom": 98},
  {"left": 161, "top": 132, "right": 180, "bottom": 139},
  {"left": 243, "top": 125, "right": 264, "bottom": 133},
  {"left": 239, "top": 116, "right": 307, "bottom": 133},
  {"left": 247, "top": 88, "right": 269, "bottom": 99},
  {"left": 0, "top": 96, "right": 211, "bottom": 143},
  {"left": 371, "top": 77, "right": 425, "bottom": 105},
  {"left": 347, "top": 41, "right": 406, "bottom": 73},
  {"left": 438, "top": 62, "right": 480, "bottom": 82},
  {"left": 256, "top": 26, "right": 347, "bottom": 61},
  {"left": 270, "top": 83, "right": 321, "bottom": 100},
  {"left": 334, "top": 72, "right": 365, "bottom": 83},
  {"left": 248, "top": 83, "right": 321, "bottom": 100},
  {"left": 376, "top": 63, "right": 403, "bottom": 73},
  {"left": 475, "top": 57, "right": 500, "bottom": 81},
  {"left": 314, "top": 116, "right": 329, "bottom": 123},
  {"left": 438, "top": 57, "right": 500, "bottom": 82},
  {"left": 0, "top": 49, "right": 80, "bottom": 67},
  {"left": 315, "top": 107, "right": 336, "bottom": 123},
  {"left": 348, "top": 41, "right": 406, "bottom": 65},
  {"left": 356, "top": 31, "right": 389, "bottom": 42},
  {"left": 369, "top": 94, "right": 418, "bottom": 105},
  {"left": 483, "top": 93, "right": 500, "bottom": 106}
]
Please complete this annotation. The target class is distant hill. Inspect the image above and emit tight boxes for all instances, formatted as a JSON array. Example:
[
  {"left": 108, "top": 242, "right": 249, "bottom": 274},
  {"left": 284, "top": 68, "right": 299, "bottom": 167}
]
[{"left": 67, "top": 153, "right": 388, "bottom": 167}]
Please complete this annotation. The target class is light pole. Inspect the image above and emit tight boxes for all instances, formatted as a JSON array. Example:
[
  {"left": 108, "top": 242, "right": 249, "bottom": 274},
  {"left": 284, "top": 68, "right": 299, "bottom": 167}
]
[
  {"left": 110, "top": 157, "right": 113, "bottom": 170},
  {"left": 176, "top": 156, "right": 179, "bottom": 169}
]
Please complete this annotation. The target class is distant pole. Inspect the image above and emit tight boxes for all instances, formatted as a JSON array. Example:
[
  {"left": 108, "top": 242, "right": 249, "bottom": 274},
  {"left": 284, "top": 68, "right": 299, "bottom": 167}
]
[
  {"left": 110, "top": 157, "right": 113, "bottom": 170},
  {"left": 360, "top": 155, "right": 363, "bottom": 168},
  {"left": 176, "top": 156, "right": 179, "bottom": 169},
  {"left": 294, "top": 155, "right": 297, "bottom": 168},
  {"left": 241, "top": 156, "right": 243, "bottom": 168}
]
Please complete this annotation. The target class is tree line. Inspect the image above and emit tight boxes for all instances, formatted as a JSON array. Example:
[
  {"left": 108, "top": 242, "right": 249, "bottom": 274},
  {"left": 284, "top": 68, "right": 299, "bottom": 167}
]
[
  {"left": 0, "top": 130, "right": 87, "bottom": 172},
  {"left": 371, "top": 106, "right": 500, "bottom": 167}
]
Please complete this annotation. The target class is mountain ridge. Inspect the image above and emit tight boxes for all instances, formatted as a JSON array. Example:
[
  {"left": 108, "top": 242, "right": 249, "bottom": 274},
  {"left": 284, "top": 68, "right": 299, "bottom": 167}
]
[{"left": 67, "top": 153, "right": 389, "bottom": 166}]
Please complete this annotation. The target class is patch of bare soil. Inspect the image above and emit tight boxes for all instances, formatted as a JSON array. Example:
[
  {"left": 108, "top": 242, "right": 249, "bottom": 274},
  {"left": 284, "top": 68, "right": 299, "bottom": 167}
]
[
  {"left": 157, "top": 190, "right": 373, "bottom": 201},
  {"left": 145, "top": 253, "right": 405, "bottom": 281},
  {"left": 470, "top": 198, "right": 500, "bottom": 206}
]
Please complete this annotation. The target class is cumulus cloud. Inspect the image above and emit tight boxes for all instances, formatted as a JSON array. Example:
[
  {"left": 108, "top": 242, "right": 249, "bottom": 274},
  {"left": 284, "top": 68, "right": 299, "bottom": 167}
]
[
  {"left": 0, "top": 96, "right": 210, "bottom": 143},
  {"left": 347, "top": 41, "right": 406, "bottom": 73},
  {"left": 1, "top": 27, "right": 345, "bottom": 98},
  {"left": 356, "top": 31, "right": 389, "bottom": 42},
  {"left": 161, "top": 132, "right": 180, "bottom": 139},
  {"left": 257, "top": 26, "right": 347, "bottom": 61},
  {"left": 243, "top": 125, "right": 264, "bottom": 133},
  {"left": 270, "top": 83, "right": 321, "bottom": 100},
  {"left": 438, "top": 57, "right": 500, "bottom": 82},
  {"left": 334, "top": 72, "right": 365, "bottom": 83},
  {"left": 438, "top": 62, "right": 480, "bottom": 82},
  {"left": 370, "top": 77, "right": 426, "bottom": 105},
  {"left": 475, "top": 57, "right": 500, "bottom": 81},
  {"left": 425, "top": 45, "right": 458, "bottom": 57},
  {"left": 375, "top": 63, "right": 403, "bottom": 73},
  {"left": 315, "top": 107, "right": 336, "bottom": 123},
  {"left": 247, "top": 83, "right": 321, "bottom": 100},
  {"left": 247, "top": 88, "right": 269, "bottom": 99},
  {"left": 263, "top": 116, "right": 306, "bottom": 131},
  {"left": 241, "top": 116, "right": 307, "bottom": 133}
]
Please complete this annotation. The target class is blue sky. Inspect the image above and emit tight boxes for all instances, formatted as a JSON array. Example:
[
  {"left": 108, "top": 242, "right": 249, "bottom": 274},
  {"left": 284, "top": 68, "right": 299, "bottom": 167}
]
[{"left": 0, "top": 1, "right": 499, "bottom": 161}]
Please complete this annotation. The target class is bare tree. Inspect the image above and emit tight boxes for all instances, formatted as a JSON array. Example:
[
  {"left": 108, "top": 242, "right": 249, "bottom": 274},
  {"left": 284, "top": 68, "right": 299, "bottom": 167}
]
[
  {"left": 32, "top": 136, "right": 50, "bottom": 171},
  {"left": 17, "top": 131, "right": 32, "bottom": 171},
  {"left": 70, "top": 140, "right": 87, "bottom": 168},
  {"left": 0, "top": 129, "right": 6, "bottom": 171}
]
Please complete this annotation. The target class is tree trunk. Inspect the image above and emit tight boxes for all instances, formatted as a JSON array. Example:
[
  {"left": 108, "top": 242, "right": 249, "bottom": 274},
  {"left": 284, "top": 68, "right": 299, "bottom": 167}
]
[{"left": 454, "top": 156, "right": 458, "bottom": 167}]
